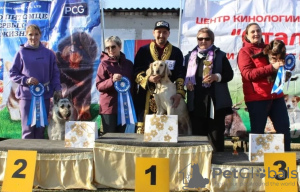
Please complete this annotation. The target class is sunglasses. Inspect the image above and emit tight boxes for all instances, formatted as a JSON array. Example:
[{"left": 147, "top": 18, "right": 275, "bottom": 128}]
[
  {"left": 197, "top": 37, "right": 211, "bottom": 41},
  {"left": 105, "top": 45, "right": 117, "bottom": 50}
]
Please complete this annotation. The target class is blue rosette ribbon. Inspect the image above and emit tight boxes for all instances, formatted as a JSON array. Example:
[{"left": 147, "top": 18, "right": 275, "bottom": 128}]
[
  {"left": 27, "top": 83, "right": 48, "bottom": 127},
  {"left": 271, "top": 54, "right": 295, "bottom": 94},
  {"left": 284, "top": 54, "right": 296, "bottom": 90},
  {"left": 114, "top": 77, "right": 137, "bottom": 128}
]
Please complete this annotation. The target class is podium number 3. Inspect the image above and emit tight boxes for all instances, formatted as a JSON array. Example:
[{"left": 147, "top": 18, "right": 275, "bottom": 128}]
[
  {"left": 274, "top": 160, "right": 287, "bottom": 180},
  {"left": 145, "top": 165, "right": 156, "bottom": 185},
  {"left": 12, "top": 159, "right": 27, "bottom": 178}
]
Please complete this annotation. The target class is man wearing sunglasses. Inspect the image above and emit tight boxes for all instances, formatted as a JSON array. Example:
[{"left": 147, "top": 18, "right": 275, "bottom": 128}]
[{"left": 133, "top": 20, "right": 186, "bottom": 134}]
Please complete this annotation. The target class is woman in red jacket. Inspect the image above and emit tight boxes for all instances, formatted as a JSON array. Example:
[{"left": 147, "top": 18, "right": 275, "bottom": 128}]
[
  {"left": 96, "top": 36, "right": 134, "bottom": 133},
  {"left": 237, "top": 23, "right": 290, "bottom": 151}
]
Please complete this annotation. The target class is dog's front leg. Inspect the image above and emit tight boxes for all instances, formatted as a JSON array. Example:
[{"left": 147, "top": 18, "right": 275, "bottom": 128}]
[
  {"left": 167, "top": 104, "right": 175, "bottom": 115},
  {"left": 154, "top": 94, "right": 163, "bottom": 115}
]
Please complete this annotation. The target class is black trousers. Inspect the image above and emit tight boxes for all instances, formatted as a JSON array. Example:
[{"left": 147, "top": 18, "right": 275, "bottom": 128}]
[
  {"left": 190, "top": 110, "right": 226, "bottom": 152},
  {"left": 246, "top": 97, "right": 290, "bottom": 151},
  {"left": 100, "top": 114, "right": 126, "bottom": 133}
]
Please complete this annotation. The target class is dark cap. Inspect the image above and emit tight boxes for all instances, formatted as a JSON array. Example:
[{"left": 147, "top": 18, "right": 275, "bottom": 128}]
[{"left": 154, "top": 20, "right": 170, "bottom": 31}]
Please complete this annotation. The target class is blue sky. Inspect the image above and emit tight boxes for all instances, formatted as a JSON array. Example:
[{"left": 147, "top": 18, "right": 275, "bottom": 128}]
[{"left": 102, "top": 0, "right": 182, "bottom": 9}]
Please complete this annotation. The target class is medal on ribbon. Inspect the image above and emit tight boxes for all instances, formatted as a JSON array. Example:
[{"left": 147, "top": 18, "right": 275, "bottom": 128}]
[
  {"left": 27, "top": 83, "right": 48, "bottom": 127},
  {"left": 271, "top": 54, "right": 296, "bottom": 94},
  {"left": 114, "top": 77, "right": 137, "bottom": 127}
]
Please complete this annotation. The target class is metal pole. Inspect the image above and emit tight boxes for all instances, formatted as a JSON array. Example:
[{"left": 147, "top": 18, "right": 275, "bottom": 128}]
[
  {"left": 100, "top": 0, "right": 105, "bottom": 51},
  {"left": 178, "top": 0, "right": 184, "bottom": 48}
]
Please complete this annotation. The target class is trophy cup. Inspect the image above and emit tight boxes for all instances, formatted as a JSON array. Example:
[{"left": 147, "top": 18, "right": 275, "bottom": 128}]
[{"left": 232, "top": 137, "right": 239, "bottom": 155}]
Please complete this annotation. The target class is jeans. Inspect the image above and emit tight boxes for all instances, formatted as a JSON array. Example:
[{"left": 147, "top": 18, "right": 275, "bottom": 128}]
[{"left": 246, "top": 97, "right": 290, "bottom": 151}]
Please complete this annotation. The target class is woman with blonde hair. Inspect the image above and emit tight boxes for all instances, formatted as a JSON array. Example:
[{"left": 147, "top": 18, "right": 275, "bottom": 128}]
[{"left": 10, "top": 24, "right": 62, "bottom": 139}]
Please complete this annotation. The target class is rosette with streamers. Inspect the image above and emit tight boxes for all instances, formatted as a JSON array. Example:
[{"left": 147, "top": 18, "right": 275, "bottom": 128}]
[
  {"left": 27, "top": 83, "right": 48, "bottom": 127},
  {"left": 284, "top": 54, "right": 296, "bottom": 90},
  {"left": 271, "top": 54, "right": 296, "bottom": 94},
  {"left": 114, "top": 77, "right": 137, "bottom": 128},
  {"left": 285, "top": 54, "right": 296, "bottom": 71}
]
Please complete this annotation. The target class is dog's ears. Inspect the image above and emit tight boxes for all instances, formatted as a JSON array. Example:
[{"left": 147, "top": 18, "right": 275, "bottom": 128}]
[
  {"left": 263, "top": 44, "right": 271, "bottom": 55},
  {"left": 64, "top": 94, "right": 74, "bottom": 104},
  {"left": 270, "top": 40, "right": 274, "bottom": 49},
  {"left": 163, "top": 62, "right": 172, "bottom": 79},
  {"left": 282, "top": 46, "right": 286, "bottom": 54},
  {"left": 54, "top": 93, "right": 73, "bottom": 105},
  {"left": 66, "top": 94, "right": 73, "bottom": 102},
  {"left": 53, "top": 92, "right": 61, "bottom": 104},
  {"left": 146, "top": 63, "right": 153, "bottom": 77}
]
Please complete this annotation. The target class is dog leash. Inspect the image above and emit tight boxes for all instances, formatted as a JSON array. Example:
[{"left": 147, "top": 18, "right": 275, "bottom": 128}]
[{"left": 43, "top": 81, "right": 50, "bottom": 92}]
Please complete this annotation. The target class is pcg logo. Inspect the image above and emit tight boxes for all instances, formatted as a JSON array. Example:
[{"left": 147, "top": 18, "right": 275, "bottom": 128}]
[{"left": 63, "top": 3, "right": 88, "bottom": 16}]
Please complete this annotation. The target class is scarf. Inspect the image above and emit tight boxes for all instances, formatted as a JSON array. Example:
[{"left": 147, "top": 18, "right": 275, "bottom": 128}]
[
  {"left": 185, "top": 45, "right": 214, "bottom": 87},
  {"left": 150, "top": 41, "right": 172, "bottom": 61},
  {"left": 184, "top": 47, "right": 200, "bottom": 86}
]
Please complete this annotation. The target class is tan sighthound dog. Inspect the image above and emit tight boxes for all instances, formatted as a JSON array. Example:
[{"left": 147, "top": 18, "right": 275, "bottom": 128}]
[{"left": 146, "top": 60, "right": 192, "bottom": 135}]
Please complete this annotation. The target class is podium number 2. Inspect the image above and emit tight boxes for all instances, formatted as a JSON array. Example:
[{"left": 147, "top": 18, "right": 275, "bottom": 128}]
[
  {"left": 12, "top": 159, "right": 27, "bottom": 178},
  {"left": 2, "top": 150, "right": 37, "bottom": 192},
  {"left": 145, "top": 165, "right": 156, "bottom": 185}
]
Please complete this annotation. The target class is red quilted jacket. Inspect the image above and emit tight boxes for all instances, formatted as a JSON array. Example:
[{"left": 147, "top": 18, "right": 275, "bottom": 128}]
[{"left": 237, "top": 40, "right": 284, "bottom": 102}]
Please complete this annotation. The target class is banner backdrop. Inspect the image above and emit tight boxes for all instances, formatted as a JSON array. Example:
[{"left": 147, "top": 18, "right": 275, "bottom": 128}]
[
  {"left": 181, "top": 0, "right": 300, "bottom": 141},
  {"left": 0, "top": 0, "right": 101, "bottom": 138}
]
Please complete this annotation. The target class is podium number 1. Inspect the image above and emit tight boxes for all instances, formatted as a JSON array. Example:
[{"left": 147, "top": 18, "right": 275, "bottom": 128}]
[
  {"left": 145, "top": 165, "right": 156, "bottom": 185},
  {"left": 136, "top": 157, "right": 169, "bottom": 192}
]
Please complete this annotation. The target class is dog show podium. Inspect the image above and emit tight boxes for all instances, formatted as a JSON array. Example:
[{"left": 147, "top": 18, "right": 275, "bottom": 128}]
[
  {"left": 93, "top": 133, "right": 213, "bottom": 190},
  {"left": 0, "top": 134, "right": 299, "bottom": 191},
  {"left": 0, "top": 139, "right": 95, "bottom": 190},
  {"left": 0, "top": 134, "right": 213, "bottom": 191}
]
